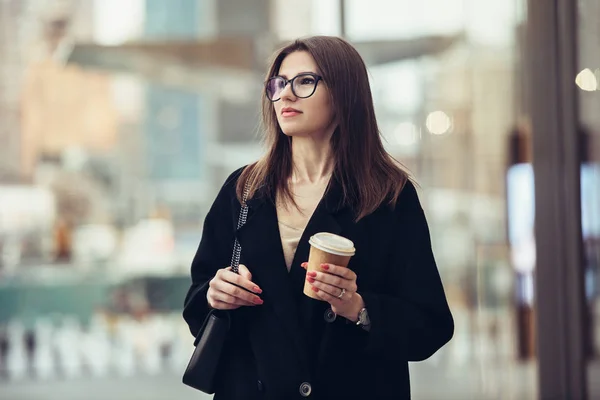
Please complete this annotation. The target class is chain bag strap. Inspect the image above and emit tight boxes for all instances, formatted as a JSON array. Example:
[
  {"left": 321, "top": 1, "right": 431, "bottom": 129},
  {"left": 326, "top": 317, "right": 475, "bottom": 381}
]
[
  {"left": 229, "top": 183, "right": 250, "bottom": 274},
  {"left": 182, "top": 179, "right": 251, "bottom": 394}
]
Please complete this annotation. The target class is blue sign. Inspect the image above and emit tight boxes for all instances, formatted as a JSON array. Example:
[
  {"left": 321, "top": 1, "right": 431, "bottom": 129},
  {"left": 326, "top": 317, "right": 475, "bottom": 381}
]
[
  {"left": 145, "top": 84, "right": 203, "bottom": 180},
  {"left": 145, "top": 0, "right": 200, "bottom": 39}
]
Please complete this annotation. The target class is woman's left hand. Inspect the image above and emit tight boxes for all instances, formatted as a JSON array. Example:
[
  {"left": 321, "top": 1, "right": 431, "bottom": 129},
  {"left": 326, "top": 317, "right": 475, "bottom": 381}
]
[{"left": 301, "top": 262, "right": 364, "bottom": 322}]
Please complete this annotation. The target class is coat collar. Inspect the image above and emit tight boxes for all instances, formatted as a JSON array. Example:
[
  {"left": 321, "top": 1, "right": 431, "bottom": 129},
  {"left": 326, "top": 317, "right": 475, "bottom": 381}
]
[
  {"left": 234, "top": 177, "right": 351, "bottom": 370},
  {"left": 242, "top": 175, "right": 346, "bottom": 214}
]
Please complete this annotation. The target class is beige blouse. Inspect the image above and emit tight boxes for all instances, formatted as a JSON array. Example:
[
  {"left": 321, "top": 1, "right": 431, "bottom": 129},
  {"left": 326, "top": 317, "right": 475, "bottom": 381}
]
[{"left": 276, "top": 179, "right": 329, "bottom": 271}]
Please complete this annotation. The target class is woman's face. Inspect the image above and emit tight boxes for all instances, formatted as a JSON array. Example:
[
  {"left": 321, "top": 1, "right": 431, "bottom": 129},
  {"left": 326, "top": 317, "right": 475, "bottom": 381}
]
[{"left": 271, "top": 51, "right": 337, "bottom": 139}]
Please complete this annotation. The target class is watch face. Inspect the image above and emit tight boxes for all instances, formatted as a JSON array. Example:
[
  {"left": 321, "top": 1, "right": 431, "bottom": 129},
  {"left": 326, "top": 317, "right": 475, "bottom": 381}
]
[{"left": 359, "top": 308, "right": 369, "bottom": 325}]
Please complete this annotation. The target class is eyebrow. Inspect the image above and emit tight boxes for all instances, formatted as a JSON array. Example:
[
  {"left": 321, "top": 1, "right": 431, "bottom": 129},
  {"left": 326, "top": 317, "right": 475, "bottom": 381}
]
[{"left": 277, "top": 71, "right": 317, "bottom": 79}]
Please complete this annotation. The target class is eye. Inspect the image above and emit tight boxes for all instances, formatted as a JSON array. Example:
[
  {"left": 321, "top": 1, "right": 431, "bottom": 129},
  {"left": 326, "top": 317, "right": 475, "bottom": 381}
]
[{"left": 299, "top": 76, "right": 315, "bottom": 85}]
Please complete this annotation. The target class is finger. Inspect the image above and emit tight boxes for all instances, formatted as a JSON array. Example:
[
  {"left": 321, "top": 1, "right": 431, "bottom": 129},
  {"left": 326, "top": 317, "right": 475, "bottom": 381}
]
[
  {"left": 300, "top": 262, "right": 308, "bottom": 269},
  {"left": 209, "top": 297, "right": 239, "bottom": 310},
  {"left": 307, "top": 271, "right": 357, "bottom": 292},
  {"left": 210, "top": 299, "right": 241, "bottom": 310},
  {"left": 215, "top": 292, "right": 256, "bottom": 307},
  {"left": 207, "top": 292, "right": 241, "bottom": 310},
  {"left": 213, "top": 280, "right": 264, "bottom": 304},
  {"left": 320, "top": 263, "right": 356, "bottom": 280},
  {"left": 211, "top": 289, "right": 260, "bottom": 306},
  {"left": 212, "top": 280, "right": 264, "bottom": 305},
  {"left": 309, "top": 286, "right": 341, "bottom": 304},
  {"left": 209, "top": 300, "right": 240, "bottom": 310},
  {"left": 218, "top": 268, "right": 262, "bottom": 294},
  {"left": 223, "top": 266, "right": 258, "bottom": 292},
  {"left": 238, "top": 264, "right": 253, "bottom": 281},
  {"left": 306, "top": 278, "right": 348, "bottom": 300}
]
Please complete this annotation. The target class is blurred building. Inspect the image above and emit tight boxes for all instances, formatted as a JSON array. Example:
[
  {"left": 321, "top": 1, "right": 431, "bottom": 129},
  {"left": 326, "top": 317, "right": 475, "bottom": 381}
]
[
  {"left": 0, "top": 0, "right": 34, "bottom": 181},
  {"left": 21, "top": 63, "right": 118, "bottom": 176}
]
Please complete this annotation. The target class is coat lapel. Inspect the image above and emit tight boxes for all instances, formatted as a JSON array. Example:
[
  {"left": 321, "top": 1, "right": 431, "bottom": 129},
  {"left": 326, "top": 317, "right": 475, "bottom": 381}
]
[
  {"left": 288, "top": 177, "right": 348, "bottom": 296},
  {"left": 234, "top": 178, "right": 352, "bottom": 372},
  {"left": 235, "top": 194, "right": 309, "bottom": 368}
]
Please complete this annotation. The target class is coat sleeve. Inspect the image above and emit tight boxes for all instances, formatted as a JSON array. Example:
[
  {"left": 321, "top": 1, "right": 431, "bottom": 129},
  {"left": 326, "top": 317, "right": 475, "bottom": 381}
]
[
  {"left": 182, "top": 169, "right": 242, "bottom": 338},
  {"left": 360, "top": 181, "right": 454, "bottom": 361}
]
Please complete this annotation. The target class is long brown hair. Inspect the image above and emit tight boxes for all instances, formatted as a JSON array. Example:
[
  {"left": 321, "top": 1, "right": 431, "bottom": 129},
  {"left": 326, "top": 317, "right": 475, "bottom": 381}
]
[{"left": 236, "top": 36, "right": 409, "bottom": 221}]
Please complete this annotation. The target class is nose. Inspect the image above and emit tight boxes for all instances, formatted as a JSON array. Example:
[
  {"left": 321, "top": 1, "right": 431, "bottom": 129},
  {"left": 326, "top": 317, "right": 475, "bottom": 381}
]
[{"left": 279, "top": 81, "right": 296, "bottom": 101}]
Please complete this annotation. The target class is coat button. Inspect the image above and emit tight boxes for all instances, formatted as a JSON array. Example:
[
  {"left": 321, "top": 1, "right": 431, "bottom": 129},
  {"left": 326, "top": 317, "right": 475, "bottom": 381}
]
[
  {"left": 257, "top": 380, "right": 264, "bottom": 392},
  {"left": 324, "top": 307, "right": 336, "bottom": 322},
  {"left": 299, "top": 382, "right": 312, "bottom": 397}
]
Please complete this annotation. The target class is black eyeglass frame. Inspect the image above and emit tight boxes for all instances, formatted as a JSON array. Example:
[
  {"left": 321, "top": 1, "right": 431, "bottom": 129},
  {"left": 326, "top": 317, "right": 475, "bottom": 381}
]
[{"left": 265, "top": 73, "right": 323, "bottom": 102}]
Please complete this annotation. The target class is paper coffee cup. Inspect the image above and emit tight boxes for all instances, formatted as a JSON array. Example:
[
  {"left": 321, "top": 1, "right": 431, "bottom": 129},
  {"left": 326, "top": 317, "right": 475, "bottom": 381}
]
[{"left": 304, "top": 232, "right": 356, "bottom": 300}]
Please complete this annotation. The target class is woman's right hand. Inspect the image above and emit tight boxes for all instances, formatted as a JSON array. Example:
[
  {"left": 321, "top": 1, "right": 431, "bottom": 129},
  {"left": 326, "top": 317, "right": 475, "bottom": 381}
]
[{"left": 207, "top": 264, "right": 264, "bottom": 310}]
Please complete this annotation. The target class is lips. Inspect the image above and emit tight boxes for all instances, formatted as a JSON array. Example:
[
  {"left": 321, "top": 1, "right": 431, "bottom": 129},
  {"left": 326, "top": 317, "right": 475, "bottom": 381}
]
[{"left": 281, "top": 107, "right": 302, "bottom": 117}]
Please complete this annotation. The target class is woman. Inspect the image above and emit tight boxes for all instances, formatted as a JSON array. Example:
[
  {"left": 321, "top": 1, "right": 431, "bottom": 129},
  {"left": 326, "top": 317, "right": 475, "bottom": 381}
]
[{"left": 183, "top": 36, "right": 454, "bottom": 400}]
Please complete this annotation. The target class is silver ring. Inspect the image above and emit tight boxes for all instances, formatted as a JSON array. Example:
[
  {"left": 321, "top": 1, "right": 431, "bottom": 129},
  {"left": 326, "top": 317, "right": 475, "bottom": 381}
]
[{"left": 337, "top": 288, "right": 346, "bottom": 299}]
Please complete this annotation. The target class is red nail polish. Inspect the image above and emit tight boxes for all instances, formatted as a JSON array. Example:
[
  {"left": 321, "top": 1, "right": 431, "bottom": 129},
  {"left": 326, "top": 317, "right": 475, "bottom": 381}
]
[
  {"left": 322, "top": 264, "right": 329, "bottom": 270},
  {"left": 308, "top": 271, "right": 317, "bottom": 277},
  {"left": 311, "top": 286, "right": 319, "bottom": 292},
  {"left": 306, "top": 276, "right": 315, "bottom": 283}
]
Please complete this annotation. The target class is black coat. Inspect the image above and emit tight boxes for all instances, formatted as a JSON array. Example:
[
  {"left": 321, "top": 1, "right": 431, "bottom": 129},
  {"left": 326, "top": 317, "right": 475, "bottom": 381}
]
[{"left": 183, "top": 168, "right": 454, "bottom": 400}]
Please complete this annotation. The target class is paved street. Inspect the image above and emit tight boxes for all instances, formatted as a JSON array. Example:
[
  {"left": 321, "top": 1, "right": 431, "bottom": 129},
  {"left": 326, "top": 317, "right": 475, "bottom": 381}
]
[
  {"left": 0, "top": 374, "right": 211, "bottom": 400},
  {"left": 0, "top": 362, "right": 540, "bottom": 400}
]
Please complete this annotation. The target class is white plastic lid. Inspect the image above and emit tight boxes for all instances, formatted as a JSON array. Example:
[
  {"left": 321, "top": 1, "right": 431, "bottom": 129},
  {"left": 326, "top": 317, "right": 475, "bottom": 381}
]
[{"left": 309, "top": 232, "right": 355, "bottom": 256}]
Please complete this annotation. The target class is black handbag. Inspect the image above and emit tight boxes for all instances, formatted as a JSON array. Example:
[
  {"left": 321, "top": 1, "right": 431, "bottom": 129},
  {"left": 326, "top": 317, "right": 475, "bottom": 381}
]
[{"left": 182, "top": 184, "right": 249, "bottom": 393}]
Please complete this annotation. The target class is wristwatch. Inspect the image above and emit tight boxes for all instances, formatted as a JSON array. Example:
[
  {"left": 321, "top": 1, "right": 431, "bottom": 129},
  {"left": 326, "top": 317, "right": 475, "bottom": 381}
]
[{"left": 356, "top": 307, "right": 370, "bottom": 327}]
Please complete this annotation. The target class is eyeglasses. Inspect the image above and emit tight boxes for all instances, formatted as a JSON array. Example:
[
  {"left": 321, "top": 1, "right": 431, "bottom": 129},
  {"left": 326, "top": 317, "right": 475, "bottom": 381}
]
[{"left": 265, "top": 73, "right": 323, "bottom": 102}]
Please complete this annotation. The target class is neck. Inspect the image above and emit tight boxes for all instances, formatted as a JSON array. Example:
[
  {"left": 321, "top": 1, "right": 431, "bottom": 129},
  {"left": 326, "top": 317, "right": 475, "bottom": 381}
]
[{"left": 290, "top": 133, "right": 334, "bottom": 184}]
